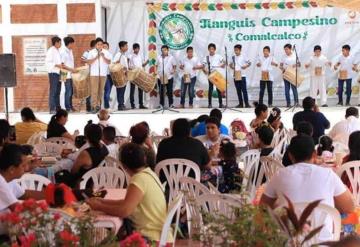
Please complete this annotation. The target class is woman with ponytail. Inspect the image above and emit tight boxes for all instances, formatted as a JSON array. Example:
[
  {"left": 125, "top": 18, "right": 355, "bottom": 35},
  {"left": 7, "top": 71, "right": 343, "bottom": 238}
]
[
  {"left": 250, "top": 102, "right": 269, "bottom": 130},
  {"left": 46, "top": 109, "right": 79, "bottom": 141},
  {"left": 71, "top": 123, "right": 109, "bottom": 187}
]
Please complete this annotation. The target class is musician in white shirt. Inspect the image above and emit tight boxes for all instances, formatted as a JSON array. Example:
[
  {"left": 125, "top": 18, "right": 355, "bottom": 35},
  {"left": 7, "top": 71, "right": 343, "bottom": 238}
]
[
  {"left": 112, "top": 41, "right": 129, "bottom": 111},
  {"left": 45, "top": 36, "right": 63, "bottom": 113},
  {"left": 256, "top": 46, "right": 278, "bottom": 107},
  {"left": 229, "top": 44, "right": 251, "bottom": 108},
  {"left": 129, "top": 43, "right": 149, "bottom": 109},
  {"left": 334, "top": 44, "right": 358, "bottom": 106},
  {"left": 87, "top": 37, "right": 112, "bottom": 113},
  {"left": 178, "top": 47, "right": 203, "bottom": 108},
  {"left": 102, "top": 42, "right": 115, "bottom": 110},
  {"left": 280, "top": 44, "right": 300, "bottom": 107},
  {"left": 81, "top": 39, "right": 96, "bottom": 112},
  {"left": 156, "top": 45, "right": 176, "bottom": 108},
  {"left": 60, "top": 36, "right": 77, "bottom": 112},
  {"left": 202, "top": 43, "right": 225, "bottom": 108},
  {"left": 305, "top": 45, "right": 331, "bottom": 107}
]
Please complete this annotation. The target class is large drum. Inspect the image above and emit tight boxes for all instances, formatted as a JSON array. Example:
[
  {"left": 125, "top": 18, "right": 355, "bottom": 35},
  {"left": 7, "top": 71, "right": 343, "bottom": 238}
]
[
  {"left": 209, "top": 70, "right": 226, "bottom": 93},
  {"left": 129, "top": 68, "right": 156, "bottom": 93},
  {"left": 283, "top": 67, "right": 304, "bottom": 87},
  {"left": 109, "top": 63, "right": 127, "bottom": 88},
  {"left": 71, "top": 66, "right": 90, "bottom": 99}
]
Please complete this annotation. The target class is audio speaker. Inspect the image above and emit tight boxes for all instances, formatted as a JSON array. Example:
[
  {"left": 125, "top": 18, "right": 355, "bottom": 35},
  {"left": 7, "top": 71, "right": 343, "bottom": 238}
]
[{"left": 0, "top": 54, "right": 16, "bottom": 87}]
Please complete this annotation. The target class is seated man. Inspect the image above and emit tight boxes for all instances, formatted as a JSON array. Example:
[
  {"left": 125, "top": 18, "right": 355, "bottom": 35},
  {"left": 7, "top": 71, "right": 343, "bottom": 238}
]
[
  {"left": 196, "top": 117, "right": 230, "bottom": 160},
  {"left": 260, "top": 135, "right": 355, "bottom": 242},
  {"left": 191, "top": 109, "right": 229, "bottom": 137},
  {"left": 256, "top": 125, "right": 274, "bottom": 156},
  {"left": 97, "top": 109, "right": 121, "bottom": 136},
  {"left": 102, "top": 126, "right": 119, "bottom": 160}
]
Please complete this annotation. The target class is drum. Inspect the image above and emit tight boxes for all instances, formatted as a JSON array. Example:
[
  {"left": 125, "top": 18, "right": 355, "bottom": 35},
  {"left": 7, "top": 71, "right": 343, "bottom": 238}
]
[
  {"left": 71, "top": 66, "right": 90, "bottom": 99},
  {"left": 234, "top": 70, "right": 242, "bottom": 81},
  {"left": 283, "top": 67, "right": 304, "bottom": 87},
  {"left": 261, "top": 71, "right": 270, "bottom": 81},
  {"left": 339, "top": 70, "right": 348, "bottom": 80},
  {"left": 127, "top": 69, "right": 140, "bottom": 82},
  {"left": 209, "top": 70, "right": 226, "bottom": 93},
  {"left": 315, "top": 67, "right": 323, "bottom": 76},
  {"left": 109, "top": 63, "right": 127, "bottom": 88},
  {"left": 60, "top": 69, "right": 68, "bottom": 82},
  {"left": 183, "top": 74, "right": 191, "bottom": 83},
  {"left": 132, "top": 69, "right": 156, "bottom": 93}
]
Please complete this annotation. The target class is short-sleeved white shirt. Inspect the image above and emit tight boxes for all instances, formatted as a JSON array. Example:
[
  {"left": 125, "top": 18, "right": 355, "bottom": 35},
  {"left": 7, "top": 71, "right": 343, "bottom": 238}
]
[
  {"left": 281, "top": 53, "right": 297, "bottom": 70},
  {"left": 202, "top": 54, "right": 224, "bottom": 73},
  {"left": 0, "top": 174, "right": 18, "bottom": 234},
  {"left": 45, "top": 46, "right": 62, "bottom": 74},
  {"left": 179, "top": 56, "right": 201, "bottom": 78},
  {"left": 232, "top": 54, "right": 249, "bottom": 77},
  {"left": 88, "top": 48, "right": 112, "bottom": 76},
  {"left": 60, "top": 47, "right": 75, "bottom": 79},
  {"left": 257, "top": 56, "right": 277, "bottom": 81},
  {"left": 129, "top": 53, "right": 143, "bottom": 69},
  {"left": 8, "top": 180, "right": 25, "bottom": 199},
  {"left": 307, "top": 54, "right": 329, "bottom": 76},
  {"left": 113, "top": 52, "right": 129, "bottom": 69},
  {"left": 335, "top": 55, "right": 357, "bottom": 79},
  {"left": 156, "top": 55, "right": 176, "bottom": 79},
  {"left": 264, "top": 163, "right": 347, "bottom": 242}
]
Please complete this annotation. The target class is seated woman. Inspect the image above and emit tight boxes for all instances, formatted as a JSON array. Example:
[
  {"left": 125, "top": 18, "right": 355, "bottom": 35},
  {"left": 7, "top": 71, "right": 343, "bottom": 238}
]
[
  {"left": 86, "top": 143, "right": 173, "bottom": 243},
  {"left": 15, "top": 107, "right": 47, "bottom": 144},
  {"left": 71, "top": 124, "right": 108, "bottom": 187},
  {"left": 47, "top": 109, "right": 79, "bottom": 141},
  {"left": 342, "top": 131, "right": 360, "bottom": 164},
  {"left": 130, "top": 122, "right": 156, "bottom": 169},
  {"left": 267, "top": 107, "right": 284, "bottom": 132},
  {"left": 250, "top": 102, "right": 269, "bottom": 130},
  {"left": 317, "top": 135, "right": 335, "bottom": 163}
]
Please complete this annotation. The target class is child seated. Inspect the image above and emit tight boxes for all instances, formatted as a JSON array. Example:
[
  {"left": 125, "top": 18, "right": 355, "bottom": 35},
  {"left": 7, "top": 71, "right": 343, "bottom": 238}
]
[
  {"left": 317, "top": 135, "right": 334, "bottom": 164},
  {"left": 256, "top": 125, "right": 274, "bottom": 156}
]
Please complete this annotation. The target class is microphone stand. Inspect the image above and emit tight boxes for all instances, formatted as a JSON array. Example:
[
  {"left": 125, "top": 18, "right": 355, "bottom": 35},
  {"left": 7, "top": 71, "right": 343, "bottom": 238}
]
[
  {"left": 222, "top": 47, "right": 242, "bottom": 113},
  {"left": 152, "top": 54, "right": 178, "bottom": 114},
  {"left": 285, "top": 45, "right": 300, "bottom": 112}
]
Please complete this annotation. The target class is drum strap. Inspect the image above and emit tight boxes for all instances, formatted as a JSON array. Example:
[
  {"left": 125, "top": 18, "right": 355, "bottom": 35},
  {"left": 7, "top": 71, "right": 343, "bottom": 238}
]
[{"left": 232, "top": 56, "right": 236, "bottom": 77}]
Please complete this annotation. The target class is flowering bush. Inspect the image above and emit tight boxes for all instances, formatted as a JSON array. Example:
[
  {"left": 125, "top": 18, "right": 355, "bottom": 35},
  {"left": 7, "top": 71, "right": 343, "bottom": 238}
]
[
  {"left": 120, "top": 232, "right": 148, "bottom": 247},
  {"left": 0, "top": 199, "right": 116, "bottom": 247}
]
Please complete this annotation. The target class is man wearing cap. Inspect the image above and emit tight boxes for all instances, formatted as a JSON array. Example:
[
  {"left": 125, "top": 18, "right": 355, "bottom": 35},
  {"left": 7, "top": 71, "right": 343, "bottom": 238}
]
[{"left": 292, "top": 96, "right": 330, "bottom": 144}]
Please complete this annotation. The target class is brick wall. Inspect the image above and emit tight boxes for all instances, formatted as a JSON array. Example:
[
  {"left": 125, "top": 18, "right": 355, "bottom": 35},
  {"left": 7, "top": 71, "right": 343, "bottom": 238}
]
[
  {"left": 67, "top": 3, "right": 95, "bottom": 23},
  {"left": 0, "top": 37, "right": 3, "bottom": 110},
  {"left": 11, "top": 4, "right": 58, "bottom": 23},
  {"left": 0, "top": 5, "right": 2, "bottom": 23},
  {"left": 12, "top": 34, "right": 96, "bottom": 111}
]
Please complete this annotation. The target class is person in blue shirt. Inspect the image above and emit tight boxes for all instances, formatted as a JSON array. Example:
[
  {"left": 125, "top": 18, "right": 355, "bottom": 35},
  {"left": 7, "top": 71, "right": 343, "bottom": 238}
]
[
  {"left": 191, "top": 108, "right": 229, "bottom": 137},
  {"left": 293, "top": 96, "right": 330, "bottom": 144}
]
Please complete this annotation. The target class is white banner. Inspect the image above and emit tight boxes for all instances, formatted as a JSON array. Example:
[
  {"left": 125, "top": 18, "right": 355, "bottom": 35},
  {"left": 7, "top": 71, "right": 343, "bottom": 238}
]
[
  {"left": 23, "top": 37, "right": 48, "bottom": 75},
  {"left": 154, "top": 7, "right": 360, "bottom": 105}
]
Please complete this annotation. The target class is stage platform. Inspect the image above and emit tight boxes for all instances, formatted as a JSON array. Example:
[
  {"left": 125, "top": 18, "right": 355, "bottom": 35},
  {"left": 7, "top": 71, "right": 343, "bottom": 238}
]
[{"left": 0, "top": 106, "right": 354, "bottom": 136}]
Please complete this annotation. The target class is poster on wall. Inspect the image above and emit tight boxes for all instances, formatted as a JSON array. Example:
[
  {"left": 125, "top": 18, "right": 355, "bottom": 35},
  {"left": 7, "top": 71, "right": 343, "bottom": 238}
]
[
  {"left": 147, "top": 2, "right": 360, "bottom": 105},
  {"left": 23, "top": 37, "right": 48, "bottom": 75}
]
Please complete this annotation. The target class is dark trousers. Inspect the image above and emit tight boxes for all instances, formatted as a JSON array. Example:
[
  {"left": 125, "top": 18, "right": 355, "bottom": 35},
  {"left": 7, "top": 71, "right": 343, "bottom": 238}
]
[
  {"left": 208, "top": 80, "right": 222, "bottom": 106},
  {"left": 116, "top": 86, "right": 127, "bottom": 108},
  {"left": 86, "top": 97, "right": 91, "bottom": 112},
  {"left": 234, "top": 77, "right": 249, "bottom": 106},
  {"left": 130, "top": 83, "right": 144, "bottom": 107},
  {"left": 64, "top": 79, "right": 73, "bottom": 110},
  {"left": 103, "top": 75, "right": 113, "bottom": 109},
  {"left": 180, "top": 76, "right": 196, "bottom": 105},
  {"left": 259, "top": 80, "right": 273, "bottom": 105},
  {"left": 338, "top": 78, "right": 352, "bottom": 104},
  {"left": 48, "top": 73, "right": 61, "bottom": 112},
  {"left": 284, "top": 79, "right": 299, "bottom": 106},
  {"left": 158, "top": 78, "right": 174, "bottom": 106}
]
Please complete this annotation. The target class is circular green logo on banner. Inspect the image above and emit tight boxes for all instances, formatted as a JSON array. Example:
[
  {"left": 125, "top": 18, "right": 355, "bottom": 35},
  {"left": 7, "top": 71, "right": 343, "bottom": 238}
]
[{"left": 159, "top": 13, "right": 194, "bottom": 50}]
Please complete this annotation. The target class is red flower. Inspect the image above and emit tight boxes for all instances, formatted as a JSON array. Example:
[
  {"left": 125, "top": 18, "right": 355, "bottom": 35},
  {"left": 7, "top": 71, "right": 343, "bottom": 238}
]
[
  {"left": 38, "top": 201, "right": 48, "bottom": 211},
  {"left": 22, "top": 199, "right": 36, "bottom": 209},
  {"left": 120, "top": 232, "right": 147, "bottom": 247},
  {"left": 11, "top": 243, "right": 19, "bottom": 247},
  {"left": 14, "top": 203, "right": 24, "bottom": 213},
  {"left": 3, "top": 212, "right": 21, "bottom": 224},
  {"left": 53, "top": 213, "right": 61, "bottom": 221},
  {"left": 59, "top": 230, "right": 80, "bottom": 243},
  {"left": 19, "top": 233, "right": 36, "bottom": 247}
]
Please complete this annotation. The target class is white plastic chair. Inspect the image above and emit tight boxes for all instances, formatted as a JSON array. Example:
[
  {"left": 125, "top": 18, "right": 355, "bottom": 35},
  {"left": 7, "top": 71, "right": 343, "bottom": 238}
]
[
  {"left": 16, "top": 174, "right": 51, "bottom": 191},
  {"left": 337, "top": 161, "right": 360, "bottom": 205},
  {"left": 79, "top": 167, "right": 128, "bottom": 189},
  {"left": 180, "top": 177, "right": 212, "bottom": 237},
  {"left": 155, "top": 158, "right": 201, "bottom": 205},
  {"left": 239, "top": 149, "right": 261, "bottom": 199},
  {"left": 270, "top": 136, "right": 288, "bottom": 160},
  {"left": 46, "top": 137, "right": 75, "bottom": 149},
  {"left": 34, "top": 142, "right": 64, "bottom": 156},
  {"left": 333, "top": 141, "right": 349, "bottom": 153},
  {"left": 292, "top": 203, "right": 341, "bottom": 246},
  {"left": 260, "top": 156, "right": 284, "bottom": 181},
  {"left": 271, "top": 128, "right": 288, "bottom": 148},
  {"left": 197, "top": 193, "right": 241, "bottom": 218},
  {"left": 159, "top": 194, "right": 183, "bottom": 247},
  {"left": 27, "top": 131, "right": 46, "bottom": 145},
  {"left": 99, "top": 156, "right": 130, "bottom": 182}
]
